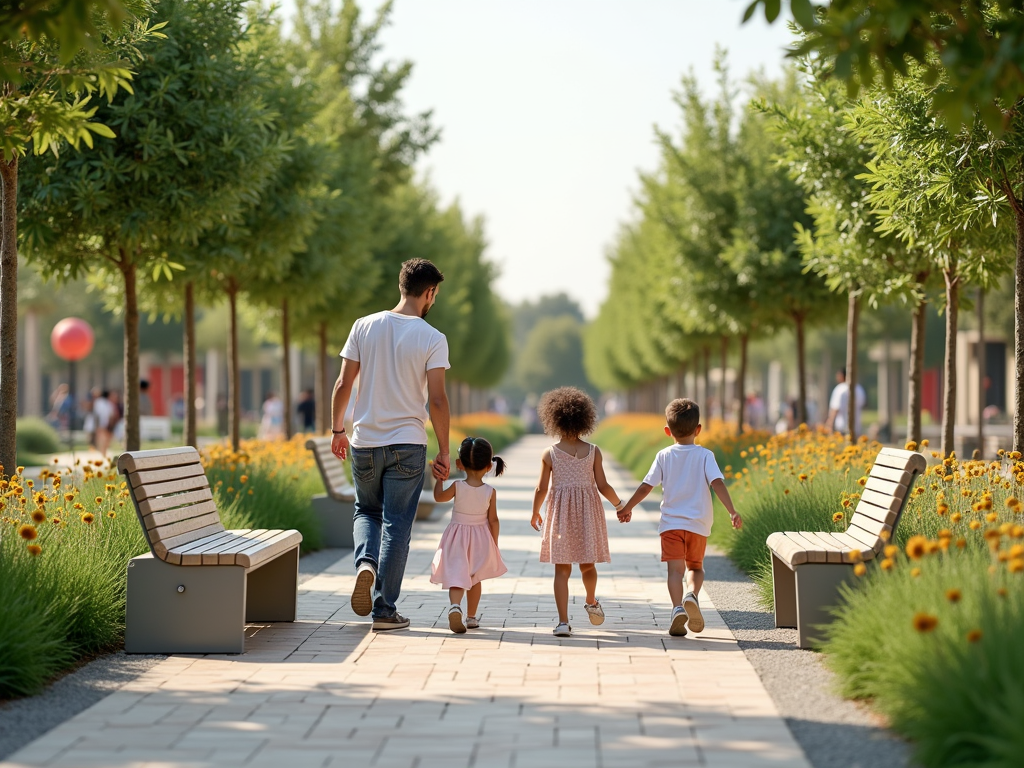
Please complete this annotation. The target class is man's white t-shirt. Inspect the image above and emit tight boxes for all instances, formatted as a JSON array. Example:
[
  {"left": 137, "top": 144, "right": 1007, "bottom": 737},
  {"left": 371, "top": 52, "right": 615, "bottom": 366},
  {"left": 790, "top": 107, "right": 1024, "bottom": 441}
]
[
  {"left": 340, "top": 311, "right": 450, "bottom": 448},
  {"left": 92, "top": 396, "right": 115, "bottom": 430},
  {"left": 829, "top": 382, "right": 866, "bottom": 434},
  {"left": 642, "top": 444, "right": 725, "bottom": 537}
]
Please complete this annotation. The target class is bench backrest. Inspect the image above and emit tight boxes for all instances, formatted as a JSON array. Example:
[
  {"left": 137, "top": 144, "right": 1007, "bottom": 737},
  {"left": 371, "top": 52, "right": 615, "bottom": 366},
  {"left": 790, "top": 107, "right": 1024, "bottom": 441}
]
[
  {"left": 117, "top": 447, "right": 224, "bottom": 562},
  {"left": 846, "top": 447, "right": 927, "bottom": 553},
  {"left": 305, "top": 437, "right": 355, "bottom": 501}
]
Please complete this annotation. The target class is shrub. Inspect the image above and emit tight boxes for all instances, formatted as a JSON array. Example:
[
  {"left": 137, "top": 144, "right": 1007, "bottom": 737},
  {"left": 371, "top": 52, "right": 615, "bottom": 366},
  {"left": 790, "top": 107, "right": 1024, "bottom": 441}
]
[{"left": 16, "top": 417, "right": 62, "bottom": 466}]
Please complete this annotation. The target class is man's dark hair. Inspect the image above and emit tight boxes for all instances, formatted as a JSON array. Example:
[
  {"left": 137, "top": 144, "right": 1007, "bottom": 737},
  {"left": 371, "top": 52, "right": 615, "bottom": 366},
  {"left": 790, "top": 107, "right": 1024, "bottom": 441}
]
[
  {"left": 399, "top": 259, "right": 445, "bottom": 297},
  {"left": 666, "top": 398, "right": 700, "bottom": 438},
  {"left": 140, "top": 380, "right": 149, "bottom": 391}
]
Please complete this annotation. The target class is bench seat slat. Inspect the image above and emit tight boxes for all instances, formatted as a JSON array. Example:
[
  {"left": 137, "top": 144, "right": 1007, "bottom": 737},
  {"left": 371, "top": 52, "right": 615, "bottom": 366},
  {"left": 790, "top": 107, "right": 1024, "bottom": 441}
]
[
  {"left": 873, "top": 453, "right": 917, "bottom": 471},
  {"left": 177, "top": 530, "right": 248, "bottom": 565},
  {"left": 129, "top": 462, "right": 206, "bottom": 489},
  {"left": 784, "top": 532, "right": 829, "bottom": 563},
  {"left": 143, "top": 499, "right": 219, "bottom": 531},
  {"left": 864, "top": 475, "right": 906, "bottom": 498},
  {"left": 132, "top": 473, "right": 210, "bottom": 501},
  {"left": 819, "top": 532, "right": 878, "bottom": 562},
  {"left": 797, "top": 532, "right": 847, "bottom": 563},
  {"left": 139, "top": 487, "right": 214, "bottom": 515},
  {"left": 767, "top": 532, "right": 809, "bottom": 566},
  {"left": 205, "top": 529, "right": 277, "bottom": 565},
  {"left": 854, "top": 497, "right": 898, "bottom": 526},
  {"left": 236, "top": 530, "right": 303, "bottom": 569},
  {"left": 154, "top": 523, "right": 227, "bottom": 563},
  {"left": 868, "top": 464, "right": 913, "bottom": 485}
]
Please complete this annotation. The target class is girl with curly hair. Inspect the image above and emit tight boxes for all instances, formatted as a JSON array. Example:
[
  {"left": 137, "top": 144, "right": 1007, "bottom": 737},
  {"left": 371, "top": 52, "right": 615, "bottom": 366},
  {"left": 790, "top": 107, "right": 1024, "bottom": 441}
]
[{"left": 530, "top": 387, "right": 625, "bottom": 637}]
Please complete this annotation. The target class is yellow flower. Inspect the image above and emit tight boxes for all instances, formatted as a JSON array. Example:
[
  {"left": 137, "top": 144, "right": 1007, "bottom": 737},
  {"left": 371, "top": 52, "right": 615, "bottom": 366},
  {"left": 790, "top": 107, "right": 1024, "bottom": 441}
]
[
  {"left": 912, "top": 613, "right": 939, "bottom": 633},
  {"left": 63, "top": 492, "right": 75, "bottom": 502},
  {"left": 107, "top": 511, "right": 116, "bottom": 519},
  {"left": 966, "top": 629, "right": 983, "bottom": 643},
  {"left": 832, "top": 512, "right": 844, "bottom": 523},
  {"left": 30, "top": 509, "right": 45, "bottom": 523},
  {"left": 920, "top": 439, "right": 929, "bottom": 448},
  {"left": 848, "top": 549, "right": 862, "bottom": 563},
  {"left": 51, "top": 517, "right": 61, "bottom": 525},
  {"left": 858, "top": 476, "right": 867, "bottom": 486},
  {"left": 951, "top": 512, "right": 962, "bottom": 523},
  {"left": 884, "top": 544, "right": 899, "bottom": 558},
  {"left": 18, "top": 523, "right": 37, "bottom": 540},
  {"left": 879, "top": 529, "right": 891, "bottom": 542},
  {"left": 937, "top": 504, "right": 949, "bottom": 516},
  {"left": 1008, "top": 558, "right": 1024, "bottom": 573},
  {"left": 853, "top": 563, "right": 867, "bottom": 577},
  {"left": 239, "top": 474, "right": 249, "bottom": 484},
  {"left": 1010, "top": 451, "right": 1022, "bottom": 460},
  {"left": 986, "top": 512, "right": 998, "bottom": 523},
  {"left": 905, "top": 441, "right": 918, "bottom": 451},
  {"left": 910, "top": 567, "right": 921, "bottom": 578},
  {"left": 1010, "top": 544, "right": 1024, "bottom": 560},
  {"left": 998, "top": 587, "right": 1009, "bottom": 597},
  {"left": 26, "top": 543, "right": 41, "bottom": 556},
  {"left": 81, "top": 512, "right": 95, "bottom": 524},
  {"left": 946, "top": 588, "right": 962, "bottom": 603},
  {"left": 969, "top": 520, "right": 982, "bottom": 531},
  {"left": 905, "top": 535, "right": 929, "bottom": 560},
  {"left": 798, "top": 473, "right": 808, "bottom": 482},
  {"left": 880, "top": 558, "right": 895, "bottom": 571}
]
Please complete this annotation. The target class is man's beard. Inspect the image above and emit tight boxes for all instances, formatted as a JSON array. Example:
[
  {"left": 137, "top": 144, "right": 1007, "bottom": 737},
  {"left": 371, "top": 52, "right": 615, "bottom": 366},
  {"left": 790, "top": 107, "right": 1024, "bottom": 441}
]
[{"left": 421, "top": 304, "right": 431, "bottom": 318}]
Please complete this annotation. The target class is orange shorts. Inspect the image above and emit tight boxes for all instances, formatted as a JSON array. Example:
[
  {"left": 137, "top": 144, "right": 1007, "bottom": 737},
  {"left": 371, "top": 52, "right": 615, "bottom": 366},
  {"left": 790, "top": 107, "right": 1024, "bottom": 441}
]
[{"left": 660, "top": 530, "right": 708, "bottom": 568}]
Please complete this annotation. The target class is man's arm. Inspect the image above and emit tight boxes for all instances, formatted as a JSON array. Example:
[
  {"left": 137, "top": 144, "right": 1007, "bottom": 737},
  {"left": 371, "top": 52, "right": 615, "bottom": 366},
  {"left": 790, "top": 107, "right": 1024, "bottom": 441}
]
[
  {"left": 330, "top": 358, "right": 360, "bottom": 459},
  {"left": 426, "top": 367, "right": 450, "bottom": 480}
]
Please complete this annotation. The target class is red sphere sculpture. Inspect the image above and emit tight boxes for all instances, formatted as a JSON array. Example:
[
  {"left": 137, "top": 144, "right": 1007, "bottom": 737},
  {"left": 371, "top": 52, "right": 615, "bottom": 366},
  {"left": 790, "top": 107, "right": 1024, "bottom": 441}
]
[{"left": 50, "top": 318, "right": 95, "bottom": 362}]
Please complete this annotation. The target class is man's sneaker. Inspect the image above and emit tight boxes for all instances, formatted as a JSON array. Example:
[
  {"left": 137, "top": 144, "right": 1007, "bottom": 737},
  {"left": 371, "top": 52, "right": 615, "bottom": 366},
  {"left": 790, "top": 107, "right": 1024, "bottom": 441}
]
[
  {"left": 683, "top": 592, "right": 704, "bottom": 634},
  {"left": 448, "top": 604, "right": 467, "bottom": 634},
  {"left": 669, "top": 605, "right": 688, "bottom": 637},
  {"left": 553, "top": 622, "right": 572, "bottom": 637},
  {"left": 372, "top": 612, "right": 410, "bottom": 632},
  {"left": 351, "top": 562, "right": 376, "bottom": 617},
  {"left": 584, "top": 600, "right": 605, "bottom": 626}
]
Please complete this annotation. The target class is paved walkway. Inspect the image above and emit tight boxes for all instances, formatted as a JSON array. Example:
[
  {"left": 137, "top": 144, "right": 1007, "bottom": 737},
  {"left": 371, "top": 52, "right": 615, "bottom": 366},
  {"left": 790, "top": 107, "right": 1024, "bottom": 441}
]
[{"left": 3, "top": 436, "right": 809, "bottom": 768}]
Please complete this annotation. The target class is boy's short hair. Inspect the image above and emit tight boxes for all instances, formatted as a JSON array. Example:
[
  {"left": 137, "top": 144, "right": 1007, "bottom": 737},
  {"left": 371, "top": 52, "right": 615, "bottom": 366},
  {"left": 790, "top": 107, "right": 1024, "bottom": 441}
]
[
  {"left": 399, "top": 259, "right": 445, "bottom": 297},
  {"left": 666, "top": 398, "right": 699, "bottom": 438}
]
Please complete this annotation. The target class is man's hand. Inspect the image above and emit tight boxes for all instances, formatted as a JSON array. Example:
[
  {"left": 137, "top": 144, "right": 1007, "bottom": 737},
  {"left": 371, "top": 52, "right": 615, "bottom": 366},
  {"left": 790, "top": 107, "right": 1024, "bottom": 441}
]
[
  {"left": 530, "top": 511, "right": 543, "bottom": 531},
  {"left": 331, "top": 432, "right": 349, "bottom": 460},
  {"left": 432, "top": 452, "right": 450, "bottom": 480},
  {"left": 730, "top": 511, "right": 743, "bottom": 530}
]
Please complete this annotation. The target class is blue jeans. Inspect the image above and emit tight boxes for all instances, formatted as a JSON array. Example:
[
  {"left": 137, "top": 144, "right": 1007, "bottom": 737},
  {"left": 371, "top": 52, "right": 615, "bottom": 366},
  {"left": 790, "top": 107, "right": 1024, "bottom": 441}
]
[{"left": 351, "top": 444, "right": 426, "bottom": 618}]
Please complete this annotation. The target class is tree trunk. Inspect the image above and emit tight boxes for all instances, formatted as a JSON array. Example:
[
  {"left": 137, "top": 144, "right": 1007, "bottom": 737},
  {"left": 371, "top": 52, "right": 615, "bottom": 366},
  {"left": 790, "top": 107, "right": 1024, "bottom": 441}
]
[
  {"left": 316, "top": 321, "right": 329, "bottom": 434},
  {"left": 977, "top": 287, "right": 985, "bottom": 458},
  {"left": 941, "top": 270, "right": 959, "bottom": 458},
  {"left": 719, "top": 336, "right": 729, "bottom": 422},
  {"left": 846, "top": 292, "right": 860, "bottom": 445},
  {"left": 907, "top": 299, "right": 926, "bottom": 445},
  {"left": 794, "top": 312, "right": 807, "bottom": 424},
  {"left": 183, "top": 281, "right": 197, "bottom": 448},
  {"left": 0, "top": 157, "right": 17, "bottom": 474},
  {"left": 227, "top": 284, "right": 241, "bottom": 451},
  {"left": 281, "top": 298, "right": 292, "bottom": 440},
  {"left": 736, "top": 334, "right": 748, "bottom": 436},
  {"left": 702, "top": 345, "right": 710, "bottom": 417},
  {"left": 120, "top": 253, "right": 141, "bottom": 451},
  {"left": 1016, "top": 210, "right": 1024, "bottom": 453}
]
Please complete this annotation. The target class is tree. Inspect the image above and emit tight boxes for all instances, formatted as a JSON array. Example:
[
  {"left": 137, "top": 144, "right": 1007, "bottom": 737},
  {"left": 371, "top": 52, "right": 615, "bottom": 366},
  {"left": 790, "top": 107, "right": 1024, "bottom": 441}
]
[
  {"left": 0, "top": 1, "right": 156, "bottom": 471},
  {"left": 20, "top": 0, "right": 281, "bottom": 452},
  {"left": 745, "top": 0, "right": 1024, "bottom": 132},
  {"left": 518, "top": 315, "right": 590, "bottom": 394}
]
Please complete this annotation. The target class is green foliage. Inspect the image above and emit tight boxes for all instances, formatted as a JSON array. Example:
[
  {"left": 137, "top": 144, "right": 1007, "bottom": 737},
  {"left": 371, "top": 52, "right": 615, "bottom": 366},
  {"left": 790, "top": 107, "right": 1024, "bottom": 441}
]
[
  {"left": 517, "top": 315, "right": 590, "bottom": 394},
  {"left": 745, "top": 0, "right": 1024, "bottom": 133},
  {"left": 16, "top": 417, "right": 61, "bottom": 456},
  {"left": 825, "top": 548, "right": 1024, "bottom": 767}
]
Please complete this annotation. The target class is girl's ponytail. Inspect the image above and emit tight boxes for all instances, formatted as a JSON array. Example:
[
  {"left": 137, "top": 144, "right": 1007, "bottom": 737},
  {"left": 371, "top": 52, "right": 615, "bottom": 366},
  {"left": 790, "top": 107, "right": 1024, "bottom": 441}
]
[{"left": 492, "top": 456, "right": 506, "bottom": 477}]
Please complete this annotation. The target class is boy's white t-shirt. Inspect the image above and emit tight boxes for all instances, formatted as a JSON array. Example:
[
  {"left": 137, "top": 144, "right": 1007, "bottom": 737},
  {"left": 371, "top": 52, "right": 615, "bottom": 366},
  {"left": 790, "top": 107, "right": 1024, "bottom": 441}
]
[
  {"left": 642, "top": 444, "right": 725, "bottom": 537},
  {"left": 340, "top": 311, "right": 450, "bottom": 448}
]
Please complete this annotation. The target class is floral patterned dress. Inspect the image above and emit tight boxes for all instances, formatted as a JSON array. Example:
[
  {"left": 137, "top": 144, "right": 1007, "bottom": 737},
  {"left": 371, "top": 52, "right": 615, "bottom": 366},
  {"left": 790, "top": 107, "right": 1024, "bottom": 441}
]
[{"left": 539, "top": 444, "right": 611, "bottom": 564}]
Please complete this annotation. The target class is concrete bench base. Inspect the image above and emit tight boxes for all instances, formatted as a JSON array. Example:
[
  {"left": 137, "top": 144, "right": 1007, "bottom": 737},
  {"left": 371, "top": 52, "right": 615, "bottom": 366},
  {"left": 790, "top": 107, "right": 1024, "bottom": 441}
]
[
  {"left": 772, "top": 554, "right": 855, "bottom": 649},
  {"left": 125, "top": 548, "right": 298, "bottom": 655},
  {"left": 311, "top": 494, "right": 355, "bottom": 548}
]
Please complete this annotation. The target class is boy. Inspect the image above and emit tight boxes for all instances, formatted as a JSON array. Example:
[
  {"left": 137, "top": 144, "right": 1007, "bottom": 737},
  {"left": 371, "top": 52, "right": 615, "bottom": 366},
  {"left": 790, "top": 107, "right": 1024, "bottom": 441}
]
[{"left": 618, "top": 398, "right": 742, "bottom": 636}]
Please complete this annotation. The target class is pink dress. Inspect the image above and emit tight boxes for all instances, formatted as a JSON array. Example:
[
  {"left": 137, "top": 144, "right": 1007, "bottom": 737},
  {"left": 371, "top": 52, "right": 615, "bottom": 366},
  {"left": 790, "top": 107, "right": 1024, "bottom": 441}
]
[
  {"left": 540, "top": 444, "right": 611, "bottom": 564},
  {"left": 430, "top": 481, "right": 508, "bottom": 589}
]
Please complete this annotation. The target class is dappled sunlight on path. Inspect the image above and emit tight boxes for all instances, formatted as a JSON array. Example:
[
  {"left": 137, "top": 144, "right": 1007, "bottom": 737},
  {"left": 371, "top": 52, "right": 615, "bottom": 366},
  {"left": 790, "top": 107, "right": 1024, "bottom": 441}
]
[{"left": 2, "top": 435, "right": 808, "bottom": 768}]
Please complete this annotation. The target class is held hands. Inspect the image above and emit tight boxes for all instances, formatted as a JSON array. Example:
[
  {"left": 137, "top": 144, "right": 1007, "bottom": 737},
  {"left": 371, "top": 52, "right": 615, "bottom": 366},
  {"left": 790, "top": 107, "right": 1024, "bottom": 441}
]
[
  {"left": 331, "top": 432, "right": 349, "bottom": 460},
  {"left": 530, "top": 511, "right": 543, "bottom": 531},
  {"left": 432, "top": 452, "right": 450, "bottom": 481},
  {"left": 616, "top": 504, "right": 632, "bottom": 524},
  {"left": 730, "top": 511, "right": 743, "bottom": 530}
]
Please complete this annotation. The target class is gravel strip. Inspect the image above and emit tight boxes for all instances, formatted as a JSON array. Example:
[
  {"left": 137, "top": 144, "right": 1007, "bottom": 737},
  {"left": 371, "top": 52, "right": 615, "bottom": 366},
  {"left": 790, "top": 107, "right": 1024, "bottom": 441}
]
[
  {"left": 0, "top": 546, "right": 352, "bottom": 760},
  {"left": 700, "top": 544, "right": 913, "bottom": 768}
]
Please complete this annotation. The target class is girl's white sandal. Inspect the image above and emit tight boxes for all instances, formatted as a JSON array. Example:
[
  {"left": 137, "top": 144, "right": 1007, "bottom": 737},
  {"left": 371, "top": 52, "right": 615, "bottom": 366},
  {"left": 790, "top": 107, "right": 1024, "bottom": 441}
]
[
  {"left": 448, "top": 604, "right": 466, "bottom": 634},
  {"left": 553, "top": 622, "right": 572, "bottom": 637},
  {"left": 466, "top": 616, "right": 480, "bottom": 629},
  {"left": 584, "top": 600, "right": 605, "bottom": 625}
]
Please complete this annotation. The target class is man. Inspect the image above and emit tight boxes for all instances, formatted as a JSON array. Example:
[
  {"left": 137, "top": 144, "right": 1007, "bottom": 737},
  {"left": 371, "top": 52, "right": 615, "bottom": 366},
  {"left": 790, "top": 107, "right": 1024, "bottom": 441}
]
[
  {"left": 826, "top": 367, "right": 866, "bottom": 437},
  {"left": 297, "top": 389, "right": 316, "bottom": 432},
  {"left": 331, "top": 259, "right": 451, "bottom": 631}
]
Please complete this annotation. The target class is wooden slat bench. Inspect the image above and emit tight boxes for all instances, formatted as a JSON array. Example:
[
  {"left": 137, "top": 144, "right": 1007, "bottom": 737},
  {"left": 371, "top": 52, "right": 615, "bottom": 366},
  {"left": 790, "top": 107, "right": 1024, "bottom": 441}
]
[
  {"left": 119, "top": 447, "right": 302, "bottom": 654},
  {"left": 305, "top": 437, "right": 444, "bottom": 538},
  {"left": 766, "top": 446, "right": 927, "bottom": 648}
]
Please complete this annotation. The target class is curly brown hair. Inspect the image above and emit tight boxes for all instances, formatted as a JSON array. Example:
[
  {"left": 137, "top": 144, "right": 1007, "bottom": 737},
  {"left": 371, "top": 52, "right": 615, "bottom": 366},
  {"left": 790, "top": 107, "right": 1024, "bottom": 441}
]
[{"left": 537, "top": 387, "right": 597, "bottom": 439}]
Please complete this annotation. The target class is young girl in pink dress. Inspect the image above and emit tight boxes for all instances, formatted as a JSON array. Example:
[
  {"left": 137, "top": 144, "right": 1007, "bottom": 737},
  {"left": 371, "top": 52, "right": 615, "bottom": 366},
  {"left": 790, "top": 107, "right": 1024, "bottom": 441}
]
[
  {"left": 431, "top": 437, "right": 508, "bottom": 633},
  {"left": 530, "top": 387, "right": 625, "bottom": 637}
]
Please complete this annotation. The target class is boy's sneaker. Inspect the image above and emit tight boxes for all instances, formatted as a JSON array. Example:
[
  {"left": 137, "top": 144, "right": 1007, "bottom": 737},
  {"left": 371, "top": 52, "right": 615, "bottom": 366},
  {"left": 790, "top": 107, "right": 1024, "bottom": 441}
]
[
  {"left": 351, "top": 562, "right": 376, "bottom": 616},
  {"left": 683, "top": 592, "right": 704, "bottom": 633},
  {"left": 669, "top": 605, "right": 688, "bottom": 637},
  {"left": 372, "top": 612, "right": 410, "bottom": 632},
  {"left": 584, "top": 600, "right": 605, "bottom": 626},
  {"left": 448, "top": 604, "right": 467, "bottom": 634},
  {"left": 553, "top": 622, "right": 572, "bottom": 637}
]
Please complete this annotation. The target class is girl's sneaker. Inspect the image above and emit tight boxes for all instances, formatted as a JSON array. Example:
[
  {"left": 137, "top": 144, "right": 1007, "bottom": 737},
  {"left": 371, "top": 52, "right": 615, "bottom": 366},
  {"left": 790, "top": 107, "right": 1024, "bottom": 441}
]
[
  {"left": 669, "top": 605, "right": 688, "bottom": 637},
  {"left": 553, "top": 622, "right": 572, "bottom": 637},
  {"left": 683, "top": 592, "right": 705, "bottom": 633},
  {"left": 584, "top": 600, "right": 605, "bottom": 625},
  {"left": 466, "top": 616, "right": 480, "bottom": 629},
  {"left": 448, "top": 604, "right": 467, "bottom": 634}
]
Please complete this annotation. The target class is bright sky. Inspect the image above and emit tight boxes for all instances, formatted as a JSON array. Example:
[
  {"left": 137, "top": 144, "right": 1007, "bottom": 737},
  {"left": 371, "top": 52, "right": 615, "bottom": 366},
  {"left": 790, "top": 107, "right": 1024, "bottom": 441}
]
[{"left": 351, "top": 1, "right": 794, "bottom": 316}]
